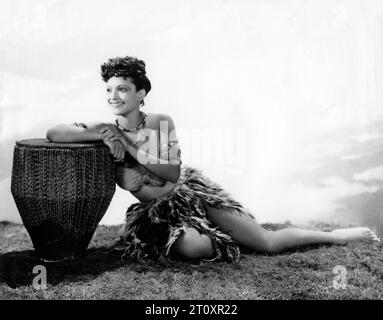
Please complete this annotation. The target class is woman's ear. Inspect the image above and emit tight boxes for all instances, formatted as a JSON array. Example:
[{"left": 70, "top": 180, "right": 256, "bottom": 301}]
[{"left": 137, "top": 89, "right": 147, "bottom": 100}]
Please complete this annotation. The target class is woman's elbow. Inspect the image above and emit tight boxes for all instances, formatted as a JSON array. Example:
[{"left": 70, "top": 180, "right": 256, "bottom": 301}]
[
  {"left": 46, "top": 128, "right": 58, "bottom": 142},
  {"left": 46, "top": 126, "right": 67, "bottom": 142}
]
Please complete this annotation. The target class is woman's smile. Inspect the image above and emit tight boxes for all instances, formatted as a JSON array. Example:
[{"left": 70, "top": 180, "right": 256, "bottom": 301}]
[{"left": 110, "top": 101, "right": 124, "bottom": 107}]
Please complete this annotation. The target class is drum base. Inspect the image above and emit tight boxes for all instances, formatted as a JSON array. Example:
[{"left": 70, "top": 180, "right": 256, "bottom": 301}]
[
  {"left": 28, "top": 220, "right": 94, "bottom": 262},
  {"left": 39, "top": 256, "right": 74, "bottom": 263}
]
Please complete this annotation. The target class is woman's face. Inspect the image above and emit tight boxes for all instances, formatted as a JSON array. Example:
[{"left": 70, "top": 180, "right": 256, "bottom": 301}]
[{"left": 106, "top": 76, "right": 143, "bottom": 116}]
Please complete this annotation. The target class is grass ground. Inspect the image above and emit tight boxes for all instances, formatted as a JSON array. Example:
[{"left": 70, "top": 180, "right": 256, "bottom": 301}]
[{"left": 0, "top": 220, "right": 382, "bottom": 300}]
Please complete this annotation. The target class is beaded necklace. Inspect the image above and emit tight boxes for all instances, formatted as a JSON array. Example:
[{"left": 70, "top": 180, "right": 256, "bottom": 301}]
[{"left": 114, "top": 111, "right": 147, "bottom": 132}]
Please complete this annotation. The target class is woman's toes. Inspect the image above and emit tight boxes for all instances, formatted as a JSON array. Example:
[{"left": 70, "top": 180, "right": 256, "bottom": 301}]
[
  {"left": 331, "top": 227, "right": 380, "bottom": 244},
  {"left": 364, "top": 230, "right": 380, "bottom": 242},
  {"left": 367, "top": 229, "right": 380, "bottom": 239}
]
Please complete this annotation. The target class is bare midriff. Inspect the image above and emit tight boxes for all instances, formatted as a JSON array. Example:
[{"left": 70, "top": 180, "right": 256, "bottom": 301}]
[{"left": 130, "top": 179, "right": 179, "bottom": 202}]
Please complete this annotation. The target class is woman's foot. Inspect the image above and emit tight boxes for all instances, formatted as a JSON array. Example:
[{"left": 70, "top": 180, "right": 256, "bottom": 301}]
[{"left": 331, "top": 227, "right": 381, "bottom": 245}]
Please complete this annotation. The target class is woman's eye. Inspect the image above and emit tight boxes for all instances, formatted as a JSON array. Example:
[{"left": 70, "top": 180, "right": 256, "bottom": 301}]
[{"left": 119, "top": 88, "right": 127, "bottom": 92}]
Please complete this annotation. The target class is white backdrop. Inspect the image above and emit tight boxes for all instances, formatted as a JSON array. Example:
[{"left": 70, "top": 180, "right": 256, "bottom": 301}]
[{"left": 1, "top": 0, "right": 383, "bottom": 236}]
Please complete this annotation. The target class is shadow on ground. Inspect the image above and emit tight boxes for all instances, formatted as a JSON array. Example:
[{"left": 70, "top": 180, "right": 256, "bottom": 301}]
[
  {"left": 0, "top": 221, "right": 128, "bottom": 288},
  {"left": 0, "top": 247, "right": 126, "bottom": 289}
]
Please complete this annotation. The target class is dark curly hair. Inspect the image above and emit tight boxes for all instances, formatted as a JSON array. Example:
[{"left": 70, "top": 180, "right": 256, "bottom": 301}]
[{"left": 100, "top": 56, "right": 152, "bottom": 105}]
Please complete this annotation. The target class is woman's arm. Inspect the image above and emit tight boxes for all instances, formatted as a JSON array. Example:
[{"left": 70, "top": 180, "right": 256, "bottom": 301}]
[
  {"left": 106, "top": 114, "right": 181, "bottom": 183},
  {"left": 46, "top": 122, "right": 110, "bottom": 142},
  {"left": 143, "top": 114, "right": 181, "bottom": 182},
  {"left": 125, "top": 142, "right": 181, "bottom": 183},
  {"left": 46, "top": 121, "right": 126, "bottom": 161}
]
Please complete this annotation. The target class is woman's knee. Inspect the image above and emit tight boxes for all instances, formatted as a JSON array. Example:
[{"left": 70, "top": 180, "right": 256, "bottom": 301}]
[
  {"left": 253, "top": 230, "right": 283, "bottom": 253},
  {"left": 245, "top": 230, "right": 280, "bottom": 253},
  {"left": 172, "top": 228, "right": 214, "bottom": 259}
]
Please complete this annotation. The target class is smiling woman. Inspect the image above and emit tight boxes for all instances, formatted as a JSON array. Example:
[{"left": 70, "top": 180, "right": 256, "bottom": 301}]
[{"left": 45, "top": 55, "right": 380, "bottom": 264}]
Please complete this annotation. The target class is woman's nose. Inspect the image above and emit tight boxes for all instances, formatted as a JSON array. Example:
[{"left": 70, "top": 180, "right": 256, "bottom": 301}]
[
  {"left": 111, "top": 89, "right": 119, "bottom": 99},
  {"left": 108, "top": 89, "right": 119, "bottom": 101}
]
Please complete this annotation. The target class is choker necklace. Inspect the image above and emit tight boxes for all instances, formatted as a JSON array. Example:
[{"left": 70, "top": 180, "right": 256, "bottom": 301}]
[{"left": 115, "top": 112, "right": 147, "bottom": 132}]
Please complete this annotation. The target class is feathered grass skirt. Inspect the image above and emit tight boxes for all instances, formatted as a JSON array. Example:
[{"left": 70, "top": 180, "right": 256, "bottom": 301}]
[{"left": 112, "top": 165, "right": 255, "bottom": 263}]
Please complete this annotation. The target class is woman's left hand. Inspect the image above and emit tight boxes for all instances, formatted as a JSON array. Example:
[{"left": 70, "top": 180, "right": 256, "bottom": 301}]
[
  {"left": 99, "top": 125, "right": 119, "bottom": 140},
  {"left": 100, "top": 127, "right": 131, "bottom": 150}
]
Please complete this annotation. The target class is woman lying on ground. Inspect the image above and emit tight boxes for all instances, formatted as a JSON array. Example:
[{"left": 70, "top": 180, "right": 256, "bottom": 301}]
[{"left": 46, "top": 56, "right": 380, "bottom": 263}]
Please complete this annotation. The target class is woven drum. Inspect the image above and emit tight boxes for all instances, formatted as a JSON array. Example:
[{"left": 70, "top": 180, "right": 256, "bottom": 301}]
[{"left": 11, "top": 138, "right": 116, "bottom": 261}]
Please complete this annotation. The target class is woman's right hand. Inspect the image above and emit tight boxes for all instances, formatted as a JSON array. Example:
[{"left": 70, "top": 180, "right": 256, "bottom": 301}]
[{"left": 102, "top": 138, "right": 125, "bottom": 162}]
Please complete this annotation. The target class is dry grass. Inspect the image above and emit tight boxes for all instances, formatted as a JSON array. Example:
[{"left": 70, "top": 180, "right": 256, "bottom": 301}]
[{"left": 1, "top": 220, "right": 382, "bottom": 300}]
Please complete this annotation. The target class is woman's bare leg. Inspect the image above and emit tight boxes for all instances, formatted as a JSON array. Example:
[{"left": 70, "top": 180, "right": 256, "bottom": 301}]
[{"left": 203, "top": 204, "right": 380, "bottom": 253}]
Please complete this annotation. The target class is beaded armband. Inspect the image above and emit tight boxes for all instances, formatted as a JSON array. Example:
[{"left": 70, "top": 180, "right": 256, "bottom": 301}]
[
  {"left": 71, "top": 122, "right": 88, "bottom": 129},
  {"left": 159, "top": 141, "right": 182, "bottom": 164}
]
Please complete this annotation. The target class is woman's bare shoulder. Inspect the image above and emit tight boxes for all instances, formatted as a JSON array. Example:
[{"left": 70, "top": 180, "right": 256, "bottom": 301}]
[{"left": 145, "top": 112, "right": 174, "bottom": 128}]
